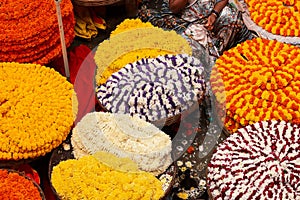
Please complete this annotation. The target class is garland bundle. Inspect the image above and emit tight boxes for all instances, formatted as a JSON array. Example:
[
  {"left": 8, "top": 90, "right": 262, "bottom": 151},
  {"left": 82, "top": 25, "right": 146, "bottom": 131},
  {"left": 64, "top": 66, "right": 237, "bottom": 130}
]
[
  {"left": 0, "top": 62, "right": 77, "bottom": 160},
  {"left": 71, "top": 112, "right": 172, "bottom": 175},
  {"left": 51, "top": 153, "right": 164, "bottom": 200},
  {"left": 96, "top": 54, "right": 206, "bottom": 123},
  {"left": 211, "top": 37, "right": 300, "bottom": 133},
  {"left": 94, "top": 19, "right": 192, "bottom": 85},
  {"left": 0, "top": 0, "right": 75, "bottom": 65},
  {"left": 245, "top": 0, "right": 300, "bottom": 37},
  {"left": 207, "top": 120, "right": 300, "bottom": 199}
]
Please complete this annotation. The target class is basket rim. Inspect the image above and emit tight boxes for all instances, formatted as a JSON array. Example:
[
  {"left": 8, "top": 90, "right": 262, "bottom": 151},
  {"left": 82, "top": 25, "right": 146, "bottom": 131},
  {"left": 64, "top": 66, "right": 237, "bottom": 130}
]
[
  {"left": 72, "top": 0, "right": 124, "bottom": 6},
  {"left": 0, "top": 168, "right": 46, "bottom": 200}
]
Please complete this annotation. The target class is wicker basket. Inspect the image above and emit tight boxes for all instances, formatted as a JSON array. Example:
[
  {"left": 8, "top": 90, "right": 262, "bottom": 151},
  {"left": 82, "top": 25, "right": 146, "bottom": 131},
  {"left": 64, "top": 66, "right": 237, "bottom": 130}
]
[
  {"left": 96, "top": 99, "right": 182, "bottom": 127},
  {"left": 72, "top": 0, "right": 124, "bottom": 6}
]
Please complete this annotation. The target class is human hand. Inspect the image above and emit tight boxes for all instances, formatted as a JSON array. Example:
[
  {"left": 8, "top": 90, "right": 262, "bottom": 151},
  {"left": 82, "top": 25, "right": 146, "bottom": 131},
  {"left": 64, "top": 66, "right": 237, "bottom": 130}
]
[{"left": 204, "top": 14, "right": 217, "bottom": 31}]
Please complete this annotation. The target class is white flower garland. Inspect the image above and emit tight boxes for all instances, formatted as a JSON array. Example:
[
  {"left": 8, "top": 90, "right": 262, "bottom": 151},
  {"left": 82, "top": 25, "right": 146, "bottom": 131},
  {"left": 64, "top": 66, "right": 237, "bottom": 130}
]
[{"left": 71, "top": 112, "right": 172, "bottom": 175}]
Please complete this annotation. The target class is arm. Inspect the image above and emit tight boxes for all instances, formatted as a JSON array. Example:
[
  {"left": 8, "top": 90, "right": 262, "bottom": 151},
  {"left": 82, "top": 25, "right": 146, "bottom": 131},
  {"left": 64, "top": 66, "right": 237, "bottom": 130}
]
[
  {"left": 205, "top": 0, "right": 228, "bottom": 30},
  {"left": 169, "top": 0, "right": 188, "bottom": 14}
]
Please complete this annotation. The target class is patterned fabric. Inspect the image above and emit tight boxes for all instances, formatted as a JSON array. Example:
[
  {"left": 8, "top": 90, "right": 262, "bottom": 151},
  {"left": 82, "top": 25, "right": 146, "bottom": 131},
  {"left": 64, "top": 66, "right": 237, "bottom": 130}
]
[{"left": 137, "top": 0, "right": 252, "bottom": 62}]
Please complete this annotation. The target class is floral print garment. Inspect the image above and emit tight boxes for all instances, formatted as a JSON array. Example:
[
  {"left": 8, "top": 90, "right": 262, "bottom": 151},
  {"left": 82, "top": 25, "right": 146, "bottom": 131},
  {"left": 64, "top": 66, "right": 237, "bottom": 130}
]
[{"left": 138, "top": 0, "right": 252, "bottom": 64}]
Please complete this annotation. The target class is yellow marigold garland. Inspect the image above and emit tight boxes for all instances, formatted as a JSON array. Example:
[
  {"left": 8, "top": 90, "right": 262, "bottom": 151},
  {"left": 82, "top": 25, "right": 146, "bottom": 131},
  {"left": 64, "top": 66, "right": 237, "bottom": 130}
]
[
  {"left": 0, "top": 62, "right": 77, "bottom": 160},
  {"left": 94, "top": 19, "right": 192, "bottom": 86},
  {"left": 110, "top": 18, "right": 154, "bottom": 37},
  {"left": 210, "top": 37, "right": 300, "bottom": 133},
  {"left": 245, "top": 0, "right": 300, "bottom": 37},
  {"left": 51, "top": 153, "right": 164, "bottom": 200}
]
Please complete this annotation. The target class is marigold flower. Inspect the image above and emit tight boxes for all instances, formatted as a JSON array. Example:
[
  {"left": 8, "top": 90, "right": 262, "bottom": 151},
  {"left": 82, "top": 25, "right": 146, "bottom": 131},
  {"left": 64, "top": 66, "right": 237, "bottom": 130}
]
[
  {"left": 94, "top": 19, "right": 192, "bottom": 86},
  {"left": 245, "top": 0, "right": 300, "bottom": 37},
  {"left": 0, "top": 0, "right": 75, "bottom": 65},
  {"left": 211, "top": 38, "right": 300, "bottom": 133},
  {"left": 0, "top": 62, "right": 77, "bottom": 160},
  {"left": 51, "top": 153, "right": 164, "bottom": 200},
  {"left": 0, "top": 169, "right": 43, "bottom": 200}
]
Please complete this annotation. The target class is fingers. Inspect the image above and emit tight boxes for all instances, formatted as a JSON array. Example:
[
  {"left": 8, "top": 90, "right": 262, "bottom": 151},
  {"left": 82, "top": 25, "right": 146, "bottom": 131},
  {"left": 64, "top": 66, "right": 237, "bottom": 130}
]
[
  {"left": 204, "top": 16, "right": 215, "bottom": 31},
  {"left": 204, "top": 22, "right": 213, "bottom": 31}
]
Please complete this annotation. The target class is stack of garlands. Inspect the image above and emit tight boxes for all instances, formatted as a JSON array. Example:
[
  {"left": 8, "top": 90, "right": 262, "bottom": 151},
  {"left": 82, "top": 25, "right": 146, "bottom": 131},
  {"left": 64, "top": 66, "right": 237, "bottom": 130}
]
[
  {"left": 0, "top": 0, "right": 75, "bottom": 65},
  {"left": 51, "top": 152, "right": 165, "bottom": 200},
  {"left": 210, "top": 37, "right": 300, "bottom": 133},
  {"left": 94, "top": 18, "right": 192, "bottom": 85},
  {"left": 0, "top": 169, "right": 44, "bottom": 200},
  {"left": 0, "top": 62, "right": 77, "bottom": 160},
  {"left": 245, "top": 0, "right": 300, "bottom": 37}
]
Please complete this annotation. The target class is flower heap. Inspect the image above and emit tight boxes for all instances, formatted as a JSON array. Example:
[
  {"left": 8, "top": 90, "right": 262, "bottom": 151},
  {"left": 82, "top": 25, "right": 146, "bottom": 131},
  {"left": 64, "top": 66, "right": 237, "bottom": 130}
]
[
  {"left": 0, "top": 0, "right": 75, "bottom": 65},
  {"left": 94, "top": 18, "right": 192, "bottom": 85},
  {"left": 109, "top": 18, "right": 154, "bottom": 37},
  {"left": 51, "top": 152, "right": 164, "bottom": 200},
  {"left": 0, "top": 62, "right": 77, "bottom": 160},
  {"left": 0, "top": 169, "right": 43, "bottom": 200},
  {"left": 207, "top": 120, "right": 300, "bottom": 199},
  {"left": 96, "top": 54, "right": 206, "bottom": 123},
  {"left": 245, "top": 0, "right": 300, "bottom": 37},
  {"left": 210, "top": 37, "right": 300, "bottom": 133},
  {"left": 71, "top": 112, "right": 172, "bottom": 175}
]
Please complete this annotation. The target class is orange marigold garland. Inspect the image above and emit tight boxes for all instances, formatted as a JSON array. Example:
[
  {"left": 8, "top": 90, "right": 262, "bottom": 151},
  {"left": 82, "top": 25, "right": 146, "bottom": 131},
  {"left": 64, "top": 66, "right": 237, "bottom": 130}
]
[
  {"left": 210, "top": 37, "right": 300, "bottom": 133},
  {"left": 244, "top": 0, "right": 300, "bottom": 37},
  {"left": 0, "top": 169, "right": 44, "bottom": 200},
  {"left": 0, "top": 0, "right": 75, "bottom": 65},
  {"left": 0, "top": 62, "right": 77, "bottom": 161}
]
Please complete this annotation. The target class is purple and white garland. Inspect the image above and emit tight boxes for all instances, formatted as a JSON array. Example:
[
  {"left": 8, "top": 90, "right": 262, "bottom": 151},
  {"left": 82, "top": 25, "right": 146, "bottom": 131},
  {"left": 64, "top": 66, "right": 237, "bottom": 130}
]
[{"left": 96, "top": 54, "right": 206, "bottom": 122}]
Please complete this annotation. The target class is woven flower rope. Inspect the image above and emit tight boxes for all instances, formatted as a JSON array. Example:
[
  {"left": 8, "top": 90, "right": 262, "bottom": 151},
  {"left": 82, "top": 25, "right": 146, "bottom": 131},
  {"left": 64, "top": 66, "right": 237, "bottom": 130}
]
[
  {"left": 244, "top": 0, "right": 300, "bottom": 37},
  {"left": 94, "top": 19, "right": 192, "bottom": 86},
  {"left": 96, "top": 54, "right": 205, "bottom": 123},
  {"left": 51, "top": 152, "right": 165, "bottom": 200},
  {"left": 210, "top": 37, "right": 300, "bottom": 133},
  {"left": 0, "top": 0, "right": 75, "bottom": 65},
  {"left": 0, "top": 62, "right": 77, "bottom": 160},
  {"left": 207, "top": 120, "right": 300, "bottom": 199},
  {"left": 0, "top": 169, "right": 45, "bottom": 200},
  {"left": 233, "top": 0, "right": 300, "bottom": 45}
]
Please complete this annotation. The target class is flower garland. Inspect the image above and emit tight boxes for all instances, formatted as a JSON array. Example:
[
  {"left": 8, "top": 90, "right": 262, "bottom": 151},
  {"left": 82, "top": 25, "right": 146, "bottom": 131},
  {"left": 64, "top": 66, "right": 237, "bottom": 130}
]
[
  {"left": 96, "top": 54, "right": 206, "bottom": 122},
  {"left": 110, "top": 18, "right": 154, "bottom": 37},
  {"left": 0, "top": 62, "right": 77, "bottom": 160},
  {"left": 71, "top": 112, "right": 172, "bottom": 175},
  {"left": 94, "top": 19, "right": 192, "bottom": 86},
  {"left": 0, "top": 169, "right": 43, "bottom": 200},
  {"left": 0, "top": 0, "right": 75, "bottom": 65},
  {"left": 51, "top": 153, "right": 164, "bottom": 200},
  {"left": 210, "top": 37, "right": 300, "bottom": 133},
  {"left": 244, "top": 0, "right": 300, "bottom": 37},
  {"left": 207, "top": 120, "right": 300, "bottom": 199}
]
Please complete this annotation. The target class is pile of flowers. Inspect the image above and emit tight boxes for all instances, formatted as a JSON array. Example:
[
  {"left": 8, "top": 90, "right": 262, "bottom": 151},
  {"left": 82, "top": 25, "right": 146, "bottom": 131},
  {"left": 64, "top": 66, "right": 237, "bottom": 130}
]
[
  {"left": 110, "top": 18, "right": 154, "bottom": 37},
  {"left": 0, "top": 62, "right": 77, "bottom": 160},
  {"left": 71, "top": 112, "right": 172, "bottom": 175},
  {"left": 245, "top": 0, "right": 300, "bottom": 37},
  {"left": 96, "top": 54, "right": 206, "bottom": 123},
  {"left": 0, "top": 0, "right": 75, "bottom": 65},
  {"left": 0, "top": 169, "right": 43, "bottom": 200},
  {"left": 207, "top": 120, "right": 300, "bottom": 199},
  {"left": 51, "top": 152, "right": 165, "bottom": 200},
  {"left": 94, "top": 18, "right": 192, "bottom": 85},
  {"left": 210, "top": 37, "right": 300, "bottom": 133}
]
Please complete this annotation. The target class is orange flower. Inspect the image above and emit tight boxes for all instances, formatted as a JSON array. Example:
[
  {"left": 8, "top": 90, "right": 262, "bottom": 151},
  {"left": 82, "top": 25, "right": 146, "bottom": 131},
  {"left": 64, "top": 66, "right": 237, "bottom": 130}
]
[
  {"left": 245, "top": 0, "right": 300, "bottom": 37},
  {"left": 211, "top": 38, "right": 300, "bottom": 133},
  {"left": 0, "top": 0, "right": 75, "bottom": 65},
  {"left": 0, "top": 169, "right": 43, "bottom": 200}
]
